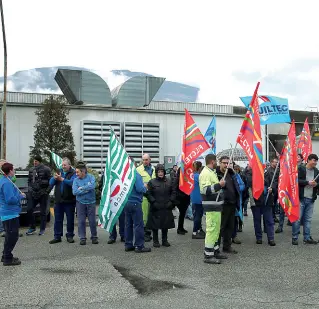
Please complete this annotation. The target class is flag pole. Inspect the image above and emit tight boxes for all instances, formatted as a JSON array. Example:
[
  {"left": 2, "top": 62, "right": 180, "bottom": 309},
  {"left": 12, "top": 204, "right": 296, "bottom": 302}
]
[
  {"left": 0, "top": 169, "right": 23, "bottom": 194},
  {"left": 264, "top": 159, "right": 280, "bottom": 205}
]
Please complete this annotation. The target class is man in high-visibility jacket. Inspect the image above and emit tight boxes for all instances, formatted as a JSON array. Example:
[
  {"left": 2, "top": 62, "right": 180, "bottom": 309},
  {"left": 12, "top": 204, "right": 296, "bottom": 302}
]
[
  {"left": 199, "top": 154, "right": 226, "bottom": 264},
  {"left": 136, "top": 153, "right": 156, "bottom": 242}
]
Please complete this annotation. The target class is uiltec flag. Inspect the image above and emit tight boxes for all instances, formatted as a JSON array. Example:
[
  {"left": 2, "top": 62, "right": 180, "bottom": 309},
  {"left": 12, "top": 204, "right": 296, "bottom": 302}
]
[
  {"left": 237, "top": 82, "right": 264, "bottom": 199},
  {"left": 98, "top": 129, "right": 136, "bottom": 232},
  {"left": 240, "top": 95, "right": 290, "bottom": 125},
  {"left": 204, "top": 116, "right": 217, "bottom": 154},
  {"left": 297, "top": 118, "right": 312, "bottom": 162},
  {"left": 278, "top": 120, "right": 299, "bottom": 223},
  {"left": 179, "top": 109, "right": 210, "bottom": 195},
  {"left": 51, "top": 152, "right": 63, "bottom": 169}
]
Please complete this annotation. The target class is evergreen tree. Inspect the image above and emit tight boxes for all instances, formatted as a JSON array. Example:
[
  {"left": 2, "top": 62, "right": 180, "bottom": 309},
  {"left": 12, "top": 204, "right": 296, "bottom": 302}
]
[{"left": 28, "top": 95, "right": 76, "bottom": 169}]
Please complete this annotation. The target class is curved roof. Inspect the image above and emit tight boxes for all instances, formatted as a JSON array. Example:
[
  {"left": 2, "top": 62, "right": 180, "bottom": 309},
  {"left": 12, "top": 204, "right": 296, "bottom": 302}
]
[{"left": 217, "top": 148, "right": 248, "bottom": 162}]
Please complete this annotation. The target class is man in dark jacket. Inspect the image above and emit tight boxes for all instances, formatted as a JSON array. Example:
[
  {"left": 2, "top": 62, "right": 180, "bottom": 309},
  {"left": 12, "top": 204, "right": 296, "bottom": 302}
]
[
  {"left": 26, "top": 155, "right": 51, "bottom": 236},
  {"left": 48, "top": 158, "right": 76, "bottom": 244},
  {"left": 292, "top": 153, "right": 319, "bottom": 245},
  {"left": 266, "top": 158, "right": 280, "bottom": 222},
  {"left": 216, "top": 156, "right": 240, "bottom": 254}
]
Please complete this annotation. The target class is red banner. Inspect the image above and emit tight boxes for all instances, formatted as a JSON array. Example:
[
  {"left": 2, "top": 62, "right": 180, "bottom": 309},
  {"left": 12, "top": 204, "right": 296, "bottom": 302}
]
[
  {"left": 237, "top": 82, "right": 264, "bottom": 199},
  {"left": 179, "top": 109, "right": 210, "bottom": 195},
  {"left": 297, "top": 118, "right": 312, "bottom": 162},
  {"left": 278, "top": 120, "right": 299, "bottom": 223}
]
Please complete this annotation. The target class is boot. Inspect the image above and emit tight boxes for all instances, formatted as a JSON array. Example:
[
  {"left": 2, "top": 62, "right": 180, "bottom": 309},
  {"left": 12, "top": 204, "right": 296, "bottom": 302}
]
[{"left": 204, "top": 256, "right": 221, "bottom": 264}]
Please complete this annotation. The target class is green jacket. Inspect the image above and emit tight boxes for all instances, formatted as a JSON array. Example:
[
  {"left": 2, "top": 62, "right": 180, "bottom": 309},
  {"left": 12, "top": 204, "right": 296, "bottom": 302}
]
[{"left": 199, "top": 166, "right": 223, "bottom": 212}]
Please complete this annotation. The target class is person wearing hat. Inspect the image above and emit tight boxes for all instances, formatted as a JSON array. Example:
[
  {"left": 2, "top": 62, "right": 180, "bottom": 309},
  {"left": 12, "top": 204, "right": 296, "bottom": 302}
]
[
  {"left": 146, "top": 164, "right": 175, "bottom": 247},
  {"left": 26, "top": 155, "right": 52, "bottom": 236}
]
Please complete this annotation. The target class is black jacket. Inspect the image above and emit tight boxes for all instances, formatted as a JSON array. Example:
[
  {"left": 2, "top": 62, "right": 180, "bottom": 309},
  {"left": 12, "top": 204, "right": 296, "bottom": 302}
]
[
  {"left": 28, "top": 164, "right": 51, "bottom": 198},
  {"left": 298, "top": 165, "right": 319, "bottom": 202},
  {"left": 172, "top": 167, "right": 191, "bottom": 206},
  {"left": 216, "top": 167, "right": 240, "bottom": 206},
  {"left": 53, "top": 168, "right": 76, "bottom": 204},
  {"left": 146, "top": 176, "right": 175, "bottom": 230}
]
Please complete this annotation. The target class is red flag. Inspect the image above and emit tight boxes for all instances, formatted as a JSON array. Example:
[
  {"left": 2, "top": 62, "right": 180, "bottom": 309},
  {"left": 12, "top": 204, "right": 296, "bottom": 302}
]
[
  {"left": 297, "top": 118, "right": 312, "bottom": 162},
  {"left": 237, "top": 82, "right": 264, "bottom": 199},
  {"left": 179, "top": 109, "right": 210, "bottom": 195},
  {"left": 278, "top": 120, "right": 299, "bottom": 223}
]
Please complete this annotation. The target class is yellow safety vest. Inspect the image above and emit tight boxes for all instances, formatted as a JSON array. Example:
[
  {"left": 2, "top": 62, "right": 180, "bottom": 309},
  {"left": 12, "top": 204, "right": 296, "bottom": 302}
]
[{"left": 136, "top": 164, "right": 156, "bottom": 183}]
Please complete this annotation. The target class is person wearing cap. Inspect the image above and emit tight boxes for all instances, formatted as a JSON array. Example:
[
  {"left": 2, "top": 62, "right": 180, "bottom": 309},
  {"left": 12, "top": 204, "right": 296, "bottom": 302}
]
[
  {"left": 0, "top": 163, "right": 26, "bottom": 266},
  {"left": 26, "top": 155, "right": 51, "bottom": 236}
]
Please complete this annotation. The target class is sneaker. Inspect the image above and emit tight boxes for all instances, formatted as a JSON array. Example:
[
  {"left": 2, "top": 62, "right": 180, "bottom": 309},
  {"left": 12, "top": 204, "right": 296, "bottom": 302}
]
[
  {"left": 256, "top": 239, "right": 262, "bottom": 244},
  {"left": 204, "top": 256, "right": 221, "bottom": 264},
  {"left": 304, "top": 237, "right": 318, "bottom": 245},
  {"left": 67, "top": 238, "right": 75, "bottom": 243},
  {"left": 26, "top": 229, "right": 36, "bottom": 236},
  {"left": 135, "top": 247, "right": 151, "bottom": 253},
  {"left": 38, "top": 230, "right": 45, "bottom": 236},
  {"left": 268, "top": 240, "right": 276, "bottom": 246},
  {"left": 214, "top": 250, "right": 228, "bottom": 259},
  {"left": 223, "top": 247, "right": 238, "bottom": 254},
  {"left": 125, "top": 247, "right": 135, "bottom": 252},
  {"left": 80, "top": 240, "right": 86, "bottom": 245},
  {"left": 0, "top": 231, "right": 5, "bottom": 237},
  {"left": 275, "top": 228, "right": 283, "bottom": 234},
  {"left": 162, "top": 241, "right": 171, "bottom": 247},
  {"left": 153, "top": 242, "right": 160, "bottom": 248},
  {"left": 3, "top": 257, "right": 21, "bottom": 266},
  {"left": 192, "top": 232, "right": 205, "bottom": 239},
  {"left": 92, "top": 238, "right": 99, "bottom": 245},
  {"left": 107, "top": 239, "right": 116, "bottom": 244},
  {"left": 292, "top": 239, "right": 298, "bottom": 245},
  {"left": 49, "top": 238, "right": 62, "bottom": 244},
  {"left": 232, "top": 237, "right": 241, "bottom": 244}
]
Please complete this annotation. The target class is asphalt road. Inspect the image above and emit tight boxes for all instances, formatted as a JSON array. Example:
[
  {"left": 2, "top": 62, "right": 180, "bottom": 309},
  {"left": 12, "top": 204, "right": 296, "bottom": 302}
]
[{"left": 1, "top": 205, "right": 319, "bottom": 309}]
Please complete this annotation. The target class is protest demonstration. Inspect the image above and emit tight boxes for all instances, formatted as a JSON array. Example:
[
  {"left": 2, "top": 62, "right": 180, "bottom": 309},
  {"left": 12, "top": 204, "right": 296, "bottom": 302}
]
[{"left": 1, "top": 1, "right": 319, "bottom": 308}]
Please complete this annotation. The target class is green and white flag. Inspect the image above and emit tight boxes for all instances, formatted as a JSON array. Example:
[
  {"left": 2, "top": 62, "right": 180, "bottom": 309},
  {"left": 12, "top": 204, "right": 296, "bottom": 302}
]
[
  {"left": 98, "top": 128, "right": 136, "bottom": 232},
  {"left": 51, "top": 152, "right": 63, "bottom": 169}
]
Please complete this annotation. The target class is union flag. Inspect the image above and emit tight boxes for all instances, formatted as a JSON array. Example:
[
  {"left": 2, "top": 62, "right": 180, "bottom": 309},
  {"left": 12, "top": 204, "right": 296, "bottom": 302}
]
[
  {"left": 237, "top": 82, "right": 264, "bottom": 199},
  {"left": 297, "top": 118, "right": 312, "bottom": 162},
  {"left": 278, "top": 121, "right": 299, "bottom": 223},
  {"left": 179, "top": 109, "right": 210, "bottom": 195}
]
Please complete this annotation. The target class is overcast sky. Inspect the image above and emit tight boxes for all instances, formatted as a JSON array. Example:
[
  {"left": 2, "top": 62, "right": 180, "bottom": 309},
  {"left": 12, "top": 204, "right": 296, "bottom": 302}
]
[{"left": 0, "top": 0, "right": 318, "bottom": 110}]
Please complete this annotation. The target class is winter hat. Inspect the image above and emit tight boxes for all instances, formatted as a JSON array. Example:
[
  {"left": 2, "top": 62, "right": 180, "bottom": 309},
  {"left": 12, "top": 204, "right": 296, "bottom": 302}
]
[
  {"left": 34, "top": 155, "right": 42, "bottom": 163},
  {"left": 155, "top": 164, "right": 166, "bottom": 175}
]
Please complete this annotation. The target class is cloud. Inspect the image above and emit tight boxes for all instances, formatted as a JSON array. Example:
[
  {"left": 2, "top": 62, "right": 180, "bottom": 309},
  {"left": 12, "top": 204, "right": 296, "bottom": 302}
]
[{"left": 232, "top": 58, "right": 319, "bottom": 110}]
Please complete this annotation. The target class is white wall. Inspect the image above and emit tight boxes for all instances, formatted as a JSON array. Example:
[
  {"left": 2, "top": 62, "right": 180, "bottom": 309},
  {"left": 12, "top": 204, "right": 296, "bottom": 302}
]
[{"left": 6, "top": 104, "right": 256, "bottom": 168}]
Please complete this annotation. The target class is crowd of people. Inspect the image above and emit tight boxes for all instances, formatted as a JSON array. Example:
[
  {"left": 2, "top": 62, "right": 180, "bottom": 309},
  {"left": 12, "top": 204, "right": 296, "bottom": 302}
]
[{"left": 0, "top": 151, "right": 318, "bottom": 266}]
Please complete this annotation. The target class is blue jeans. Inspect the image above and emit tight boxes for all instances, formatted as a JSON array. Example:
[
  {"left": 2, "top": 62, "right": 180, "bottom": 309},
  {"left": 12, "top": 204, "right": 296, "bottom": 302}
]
[
  {"left": 124, "top": 202, "right": 145, "bottom": 250},
  {"left": 192, "top": 203, "right": 203, "bottom": 232},
  {"left": 54, "top": 203, "right": 76, "bottom": 240},
  {"left": 292, "top": 197, "right": 314, "bottom": 241},
  {"left": 76, "top": 202, "right": 97, "bottom": 240},
  {"left": 251, "top": 205, "right": 274, "bottom": 241},
  {"left": 110, "top": 211, "right": 125, "bottom": 240},
  {"left": 0, "top": 219, "right": 4, "bottom": 233}
]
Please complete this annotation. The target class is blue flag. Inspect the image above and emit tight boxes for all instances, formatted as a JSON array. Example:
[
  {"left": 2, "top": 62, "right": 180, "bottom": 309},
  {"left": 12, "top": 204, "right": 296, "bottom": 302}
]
[
  {"left": 240, "top": 95, "right": 291, "bottom": 125},
  {"left": 204, "top": 116, "right": 216, "bottom": 154}
]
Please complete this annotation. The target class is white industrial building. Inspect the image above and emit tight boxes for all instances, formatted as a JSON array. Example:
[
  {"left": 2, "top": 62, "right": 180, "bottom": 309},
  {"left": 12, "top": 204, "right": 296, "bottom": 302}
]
[{"left": 2, "top": 91, "right": 263, "bottom": 171}]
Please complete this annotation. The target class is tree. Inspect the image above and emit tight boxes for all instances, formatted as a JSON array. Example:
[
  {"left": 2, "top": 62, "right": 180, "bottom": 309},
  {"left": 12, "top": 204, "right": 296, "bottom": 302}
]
[{"left": 29, "top": 95, "right": 76, "bottom": 170}]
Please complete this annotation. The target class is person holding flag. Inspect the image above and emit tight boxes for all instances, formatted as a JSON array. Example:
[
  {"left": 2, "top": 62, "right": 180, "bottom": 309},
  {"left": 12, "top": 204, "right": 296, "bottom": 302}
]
[
  {"left": 48, "top": 157, "right": 76, "bottom": 244},
  {"left": 292, "top": 153, "right": 319, "bottom": 245},
  {"left": 124, "top": 169, "right": 151, "bottom": 253}
]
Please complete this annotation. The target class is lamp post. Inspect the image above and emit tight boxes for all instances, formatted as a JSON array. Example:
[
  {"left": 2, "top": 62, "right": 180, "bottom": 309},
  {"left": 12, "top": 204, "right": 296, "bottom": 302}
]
[{"left": 0, "top": 0, "right": 7, "bottom": 160}]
